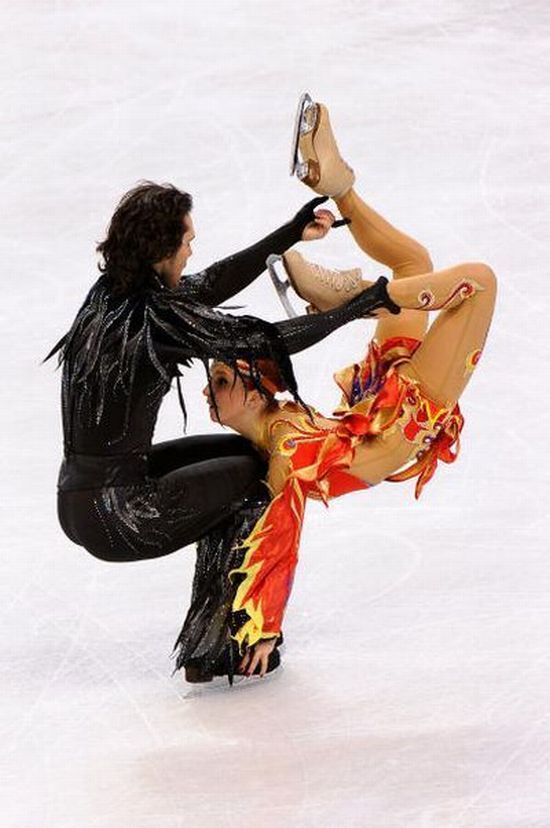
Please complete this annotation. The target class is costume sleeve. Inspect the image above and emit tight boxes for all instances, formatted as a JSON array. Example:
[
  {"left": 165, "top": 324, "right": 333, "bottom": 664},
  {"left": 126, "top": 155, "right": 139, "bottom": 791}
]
[
  {"left": 228, "top": 473, "right": 306, "bottom": 652},
  {"left": 154, "top": 288, "right": 390, "bottom": 372},
  {"left": 273, "top": 284, "right": 391, "bottom": 355},
  {"left": 182, "top": 198, "right": 327, "bottom": 306}
]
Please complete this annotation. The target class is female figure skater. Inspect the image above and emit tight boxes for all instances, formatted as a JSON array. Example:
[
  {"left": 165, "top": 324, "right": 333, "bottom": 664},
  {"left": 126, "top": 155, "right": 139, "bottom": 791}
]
[
  {"left": 199, "top": 98, "right": 496, "bottom": 679},
  {"left": 47, "top": 180, "right": 401, "bottom": 678}
]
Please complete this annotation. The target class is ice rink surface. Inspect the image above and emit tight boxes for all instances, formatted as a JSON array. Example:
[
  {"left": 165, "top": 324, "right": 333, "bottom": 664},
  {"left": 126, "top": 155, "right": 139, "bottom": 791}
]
[{"left": 2, "top": 1, "right": 550, "bottom": 825}]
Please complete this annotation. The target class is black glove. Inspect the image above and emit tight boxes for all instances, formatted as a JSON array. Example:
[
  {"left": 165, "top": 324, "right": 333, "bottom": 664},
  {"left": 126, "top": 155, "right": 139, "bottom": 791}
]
[{"left": 292, "top": 195, "right": 351, "bottom": 230}]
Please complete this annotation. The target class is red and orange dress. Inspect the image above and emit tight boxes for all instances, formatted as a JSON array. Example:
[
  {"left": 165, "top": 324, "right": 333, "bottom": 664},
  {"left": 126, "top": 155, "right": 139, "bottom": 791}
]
[{"left": 229, "top": 335, "right": 464, "bottom": 651}]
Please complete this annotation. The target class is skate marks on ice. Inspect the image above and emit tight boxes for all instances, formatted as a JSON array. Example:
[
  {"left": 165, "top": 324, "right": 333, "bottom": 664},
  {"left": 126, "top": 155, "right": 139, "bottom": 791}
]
[
  {"left": 452, "top": 710, "right": 550, "bottom": 827},
  {"left": 3, "top": 578, "right": 233, "bottom": 827},
  {"left": 5, "top": 576, "right": 180, "bottom": 755}
]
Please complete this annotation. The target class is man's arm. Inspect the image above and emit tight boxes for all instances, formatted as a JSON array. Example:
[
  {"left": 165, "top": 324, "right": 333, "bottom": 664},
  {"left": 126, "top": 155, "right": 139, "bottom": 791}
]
[{"left": 180, "top": 197, "right": 331, "bottom": 306}]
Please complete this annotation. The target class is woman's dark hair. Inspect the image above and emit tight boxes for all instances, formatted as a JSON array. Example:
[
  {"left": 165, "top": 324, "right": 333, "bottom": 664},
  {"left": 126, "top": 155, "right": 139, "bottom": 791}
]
[{"left": 97, "top": 181, "right": 193, "bottom": 295}]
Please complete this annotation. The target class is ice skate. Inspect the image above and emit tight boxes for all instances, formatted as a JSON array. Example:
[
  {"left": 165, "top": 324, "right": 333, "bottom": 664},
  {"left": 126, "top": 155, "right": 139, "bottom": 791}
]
[
  {"left": 289, "top": 92, "right": 318, "bottom": 177},
  {"left": 268, "top": 252, "right": 352, "bottom": 318},
  {"left": 184, "top": 662, "right": 215, "bottom": 683},
  {"left": 269, "top": 251, "right": 401, "bottom": 318},
  {"left": 290, "top": 92, "right": 355, "bottom": 198},
  {"left": 267, "top": 253, "right": 300, "bottom": 318},
  {"left": 184, "top": 637, "right": 282, "bottom": 685},
  {"left": 282, "top": 250, "right": 365, "bottom": 313}
]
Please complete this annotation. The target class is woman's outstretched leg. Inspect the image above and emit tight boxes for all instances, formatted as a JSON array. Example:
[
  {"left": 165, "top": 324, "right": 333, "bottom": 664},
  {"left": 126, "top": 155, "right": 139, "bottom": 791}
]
[
  {"left": 350, "top": 261, "right": 496, "bottom": 488},
  {"left": 335, "top": 189, "right": 432, "bottom": 279},
  {"left": 387, "top": 262, "right": 497, "bottom": 407},
  {"left": 334, "top": 187, "right": 432, "bottom": 343},
  {"left": 293, "top": 95, "right": 432, "bottom": 342}
]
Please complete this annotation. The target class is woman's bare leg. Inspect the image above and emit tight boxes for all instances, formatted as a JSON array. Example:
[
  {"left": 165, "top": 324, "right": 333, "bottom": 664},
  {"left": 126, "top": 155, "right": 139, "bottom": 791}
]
[{"left": 335, "top": 188, "right": 432, "bottom": 343}]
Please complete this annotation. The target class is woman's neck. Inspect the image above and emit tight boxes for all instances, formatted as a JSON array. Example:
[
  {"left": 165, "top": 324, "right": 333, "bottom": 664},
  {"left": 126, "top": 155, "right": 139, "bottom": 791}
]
[{"left": 232, "top": 404, "right": 280, "bottom": 449}]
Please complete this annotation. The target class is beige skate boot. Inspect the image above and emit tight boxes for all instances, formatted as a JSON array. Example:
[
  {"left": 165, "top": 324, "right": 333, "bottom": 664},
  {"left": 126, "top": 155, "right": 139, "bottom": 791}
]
[
  {"left": 282, "top": 250, "right": 369, "bottom": 313},
  {"left": 292, "top": 96, "right": 355, "bottom": 198}
]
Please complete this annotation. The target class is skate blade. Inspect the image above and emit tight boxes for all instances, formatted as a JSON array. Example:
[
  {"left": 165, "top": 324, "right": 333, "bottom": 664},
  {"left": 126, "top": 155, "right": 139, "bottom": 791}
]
[
  {"left": 182, "top": 665, "right": 283, "bottom": 697},
  {"left": 289, "top": 91, "right": 317, "bottom": 176},
  {"left": 267, "top": 254, "right": 300, "bottom": 318}
]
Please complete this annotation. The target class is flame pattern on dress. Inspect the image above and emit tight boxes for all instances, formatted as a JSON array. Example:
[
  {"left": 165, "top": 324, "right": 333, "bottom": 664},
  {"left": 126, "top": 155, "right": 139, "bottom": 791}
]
[{"left": 229, "top": 336, "right": 465, "bottom": 649}]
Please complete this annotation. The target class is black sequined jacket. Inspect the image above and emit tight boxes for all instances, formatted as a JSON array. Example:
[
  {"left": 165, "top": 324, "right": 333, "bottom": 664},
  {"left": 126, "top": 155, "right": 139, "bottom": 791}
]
[{"left": 49, "top": 205, "right": 318, "bottom": 491}]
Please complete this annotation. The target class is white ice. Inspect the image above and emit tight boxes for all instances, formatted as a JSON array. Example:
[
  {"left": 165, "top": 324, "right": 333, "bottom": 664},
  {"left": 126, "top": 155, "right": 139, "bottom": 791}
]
[{"left": 2, "top": 2, "right": 550, "bottom": 826}]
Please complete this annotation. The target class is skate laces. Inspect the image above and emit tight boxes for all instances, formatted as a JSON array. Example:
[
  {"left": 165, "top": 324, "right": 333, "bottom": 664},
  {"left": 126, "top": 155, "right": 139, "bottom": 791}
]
[{"left": 311, "top": 261, "right": 361, "bottom": 293}]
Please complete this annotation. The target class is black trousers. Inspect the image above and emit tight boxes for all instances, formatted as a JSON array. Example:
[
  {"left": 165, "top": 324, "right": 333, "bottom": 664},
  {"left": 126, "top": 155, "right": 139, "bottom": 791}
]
[{"left": 57, "top": 434, "right": 269, "bottom": 562}]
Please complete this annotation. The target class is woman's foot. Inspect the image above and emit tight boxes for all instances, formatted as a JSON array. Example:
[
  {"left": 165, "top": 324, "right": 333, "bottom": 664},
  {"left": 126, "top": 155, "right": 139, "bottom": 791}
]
[
  {"left": 282, "top": 251, "right": 401, "bottom": 318},
  {"left": 291, "top": 94, "right": 355, "bottom": 198},
  {"left": 283, "top": 250, "right": 367, "bottom": 312}
]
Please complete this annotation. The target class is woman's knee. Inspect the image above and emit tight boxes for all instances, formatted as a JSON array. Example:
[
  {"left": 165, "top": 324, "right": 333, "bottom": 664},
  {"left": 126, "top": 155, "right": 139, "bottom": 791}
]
[
  {"left": 399, "top": 243, "right": 432, "bottom": 277},
  {"left": 415, "top": 244, "right": 433, "bottom": 273},
  {"left": 461, "top": 262, "right": 497, "bottom": 293}
]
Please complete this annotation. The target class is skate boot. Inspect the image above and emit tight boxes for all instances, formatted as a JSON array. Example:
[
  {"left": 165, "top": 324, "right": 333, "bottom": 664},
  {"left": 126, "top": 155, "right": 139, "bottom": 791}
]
[
  {"left": 281, "top": 250, "right": 392, "bottom": 317},
  {"left": 290, "top": 92, "right": 355, "bottom": 198},
  {"left": 268, "top": 252, "right": 401, "bottom": 318},
  {"left": 184, "top": 661, "right": 214, "bottom": 683}
]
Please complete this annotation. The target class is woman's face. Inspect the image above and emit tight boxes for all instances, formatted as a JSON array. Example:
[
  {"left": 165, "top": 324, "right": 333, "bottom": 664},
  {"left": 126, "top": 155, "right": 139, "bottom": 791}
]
[{"left": 203, "top": 363, "right": 253, "bottom": 428}]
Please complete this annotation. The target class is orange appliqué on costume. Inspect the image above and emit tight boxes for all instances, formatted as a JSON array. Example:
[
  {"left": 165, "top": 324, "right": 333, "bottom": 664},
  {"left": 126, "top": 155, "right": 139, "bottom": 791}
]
[
  {"left": 229, "top": 336, "right": 465, "bottom": 646},
  {"left": 385, "top": 385, "right": 464, "bottom": 499},
  {"left": 229, "top": 477, "right": 306, "bottom": 651},
  {"left": 333, "top": 336, "right": 464, "bottom": 499},
  {"left": 464, "top": 348, "right": 482, "bottom": 375},
  {"left": 418, "top": 280, "right": 480, "bottom": 311},
  {"left": 229, "top": 414, "right": 369, "bottom": 651}
]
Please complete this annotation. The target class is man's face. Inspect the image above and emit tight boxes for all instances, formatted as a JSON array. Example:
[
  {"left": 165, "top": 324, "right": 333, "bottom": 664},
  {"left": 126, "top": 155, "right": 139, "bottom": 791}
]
[
  {"left": 174, "top": 215, "right": 195, "bottom": 276},
  {"left": 156, "top": 215, "right": 195, "bottom": 288}
]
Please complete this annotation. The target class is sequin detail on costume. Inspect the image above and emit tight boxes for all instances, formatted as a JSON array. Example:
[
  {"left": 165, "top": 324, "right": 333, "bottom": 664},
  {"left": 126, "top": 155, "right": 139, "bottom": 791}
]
[
  {"left": 172, "top": 498, "right": 270, "bottom": 683},
  {"left": 46, "top": 273, "right": 304, "bottom": 452}
]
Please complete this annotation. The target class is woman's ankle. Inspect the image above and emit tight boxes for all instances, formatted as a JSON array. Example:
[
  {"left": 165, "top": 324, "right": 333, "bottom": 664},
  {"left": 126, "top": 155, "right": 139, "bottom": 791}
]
[{"left": 335, "top": 188, "right": 357, "bottom": 215}]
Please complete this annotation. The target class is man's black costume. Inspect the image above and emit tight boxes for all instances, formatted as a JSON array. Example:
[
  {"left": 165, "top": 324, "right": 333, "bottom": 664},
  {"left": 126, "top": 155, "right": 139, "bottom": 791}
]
[{"left": 48, "top": 198, "right": 383, "bottom": 679}]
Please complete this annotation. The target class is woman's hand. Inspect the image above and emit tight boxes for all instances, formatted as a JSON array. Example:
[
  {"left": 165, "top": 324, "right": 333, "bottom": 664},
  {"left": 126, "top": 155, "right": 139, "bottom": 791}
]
[
  {"left": 301, "top": 208, "right": 336, "bottom": 241},
  {"left": 238, "top": 637, "right": 277, "bottom": 677}
]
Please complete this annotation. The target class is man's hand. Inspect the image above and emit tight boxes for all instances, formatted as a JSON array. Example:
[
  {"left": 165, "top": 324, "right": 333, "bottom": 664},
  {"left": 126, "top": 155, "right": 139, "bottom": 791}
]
[
  {"left": 301, "top": 208, "right": 336, "bottom": 241},
  {"left": 238, "top": 637, "right": 277, "bottom": 677}
]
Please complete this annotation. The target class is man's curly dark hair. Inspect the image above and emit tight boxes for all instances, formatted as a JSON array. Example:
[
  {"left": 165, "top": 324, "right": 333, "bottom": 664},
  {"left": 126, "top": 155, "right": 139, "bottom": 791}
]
[{"left": 97, "top": 181, "right": 193, "bottom": 295}]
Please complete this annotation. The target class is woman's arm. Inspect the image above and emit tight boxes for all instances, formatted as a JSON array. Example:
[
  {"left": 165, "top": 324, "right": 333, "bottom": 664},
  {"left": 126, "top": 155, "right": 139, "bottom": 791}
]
[
  {"left": 236, "top": 452, "right": 294, "bottom": 677},
  {"left": 180, "top": 197, "right": 331, "bottom": 306},
  {"left": 229, "top": 452, "right": 304, "bottom": 654}
]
